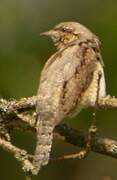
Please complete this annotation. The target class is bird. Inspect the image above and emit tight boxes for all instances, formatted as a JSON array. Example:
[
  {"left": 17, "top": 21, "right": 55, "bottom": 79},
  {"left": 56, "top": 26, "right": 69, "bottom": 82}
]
[{"left": 31, "top": 21, "right": 106, "bottom": 175}]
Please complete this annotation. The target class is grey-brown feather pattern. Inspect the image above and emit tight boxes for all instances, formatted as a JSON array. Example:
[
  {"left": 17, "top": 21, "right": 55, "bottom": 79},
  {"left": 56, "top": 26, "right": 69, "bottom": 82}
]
[{"left": 32, "top": 42, "right": 97, "bottom": 174}]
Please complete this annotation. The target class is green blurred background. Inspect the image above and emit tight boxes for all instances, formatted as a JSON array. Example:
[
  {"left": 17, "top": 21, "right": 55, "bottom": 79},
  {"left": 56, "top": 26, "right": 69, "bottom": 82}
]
[{"left": 0, "top": 0, "right": 117, "bottom": 179}]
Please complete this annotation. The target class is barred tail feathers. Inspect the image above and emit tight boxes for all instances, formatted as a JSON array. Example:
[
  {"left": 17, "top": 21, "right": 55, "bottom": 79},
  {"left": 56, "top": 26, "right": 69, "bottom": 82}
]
[{"left": 32, "top": 117, "right": 54, "bottom": 175}]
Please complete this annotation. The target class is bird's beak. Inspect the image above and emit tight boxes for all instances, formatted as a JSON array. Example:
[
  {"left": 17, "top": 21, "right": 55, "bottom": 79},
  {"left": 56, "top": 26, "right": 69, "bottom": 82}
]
[{"left": 40, "top": 30, "right": 53, "bottom": 36}]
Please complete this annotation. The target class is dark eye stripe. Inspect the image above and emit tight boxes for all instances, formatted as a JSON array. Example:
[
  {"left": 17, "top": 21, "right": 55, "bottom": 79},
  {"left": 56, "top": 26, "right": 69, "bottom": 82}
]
[
  {"left": 62, "top": 28, "right": 72, "bottom": 33},
  {"left": 54, "top": 27, "right": 72, "bottom": 33},
  {"left": 54, "top": 27, "right": 78, "bottom": 36}
]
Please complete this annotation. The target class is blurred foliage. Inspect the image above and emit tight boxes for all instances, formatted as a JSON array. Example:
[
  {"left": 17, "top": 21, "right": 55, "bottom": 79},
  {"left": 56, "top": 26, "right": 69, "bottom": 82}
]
[{"left": 0, "top": 0, "right": 117, "bottom": 179}]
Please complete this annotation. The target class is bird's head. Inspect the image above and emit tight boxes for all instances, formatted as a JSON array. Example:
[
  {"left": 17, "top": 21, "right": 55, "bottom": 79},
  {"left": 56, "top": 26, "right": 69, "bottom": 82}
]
[{"left": 40, "top": 22, "right": 99, "bottom": 50}]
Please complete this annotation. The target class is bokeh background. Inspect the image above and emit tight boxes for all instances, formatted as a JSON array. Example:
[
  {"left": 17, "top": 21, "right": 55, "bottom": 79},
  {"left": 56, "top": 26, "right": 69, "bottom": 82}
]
[{"left": 0, "top": 0, "right": 117, "bottom": 179}]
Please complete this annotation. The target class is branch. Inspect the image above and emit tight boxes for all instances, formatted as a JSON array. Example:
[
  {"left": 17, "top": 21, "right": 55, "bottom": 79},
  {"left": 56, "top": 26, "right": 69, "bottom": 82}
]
[
  {"left": 0, "top": 95, "right": 117, "bottom": 117},
  {"left": 55, "top": 124, "right": 117, "bottom": 159},
  {"left": 0, "top": 95, "right": 117, "bottom": 173}
]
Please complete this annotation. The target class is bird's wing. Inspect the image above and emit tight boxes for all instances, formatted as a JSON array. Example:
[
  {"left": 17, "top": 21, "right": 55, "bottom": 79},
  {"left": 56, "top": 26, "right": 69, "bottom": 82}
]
[{"left": 38, "top": 44, "right": 97, "bottom": 123}]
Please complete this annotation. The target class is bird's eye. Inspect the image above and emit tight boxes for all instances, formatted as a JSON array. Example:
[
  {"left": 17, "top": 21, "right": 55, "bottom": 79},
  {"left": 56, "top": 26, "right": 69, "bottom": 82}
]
[{"left": 62, "top": 28, "right": 66, "bottom": 32}]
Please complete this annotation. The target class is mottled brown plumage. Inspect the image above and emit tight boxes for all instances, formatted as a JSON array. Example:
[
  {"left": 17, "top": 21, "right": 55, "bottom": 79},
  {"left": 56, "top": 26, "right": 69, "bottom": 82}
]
[{"left": 31, "top": 22, "right": 106, "bottom": 175}]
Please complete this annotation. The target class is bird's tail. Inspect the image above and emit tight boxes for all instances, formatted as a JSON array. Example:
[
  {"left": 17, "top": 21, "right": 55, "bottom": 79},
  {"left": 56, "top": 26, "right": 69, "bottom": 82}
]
[{"left": 32, "top": 116, "right": 54, "bottom": 175}]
